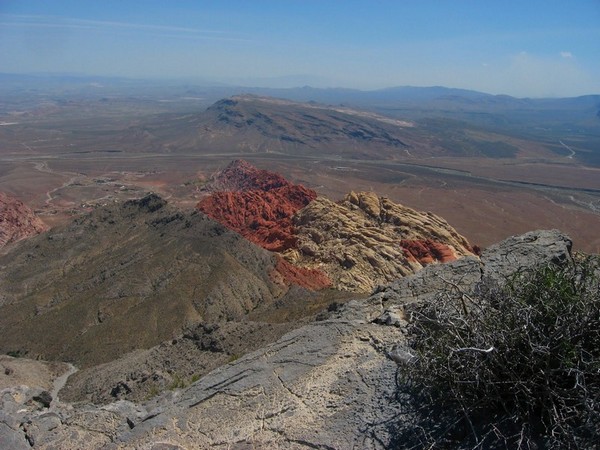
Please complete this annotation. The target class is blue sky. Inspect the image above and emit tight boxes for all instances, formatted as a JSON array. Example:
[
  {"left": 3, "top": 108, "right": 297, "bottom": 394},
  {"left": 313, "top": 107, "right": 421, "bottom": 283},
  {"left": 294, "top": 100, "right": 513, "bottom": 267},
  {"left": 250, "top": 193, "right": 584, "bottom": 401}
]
[{"left": 1, "top": 0, "right": 599, "bottom": 97}]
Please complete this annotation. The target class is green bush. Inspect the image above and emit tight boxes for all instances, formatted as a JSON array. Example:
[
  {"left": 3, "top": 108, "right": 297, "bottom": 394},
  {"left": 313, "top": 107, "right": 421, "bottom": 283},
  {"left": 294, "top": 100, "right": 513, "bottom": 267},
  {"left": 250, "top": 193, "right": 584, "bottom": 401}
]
[{"left": 393, "top": 257, "right": 600, "bottom": 449}]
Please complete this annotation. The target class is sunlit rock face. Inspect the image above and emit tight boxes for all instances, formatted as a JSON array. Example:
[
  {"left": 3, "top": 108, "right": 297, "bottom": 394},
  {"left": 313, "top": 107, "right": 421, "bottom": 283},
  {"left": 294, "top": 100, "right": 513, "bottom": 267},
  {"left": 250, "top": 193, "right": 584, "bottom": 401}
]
[
  {"left": 198, "top": 161, "right": 474, "bottom": 293},
  {"left": 197, "top": 160, "right": 330, "bottom": 289},
  {"left": 287, "top": 191, "right": 474, "bottom": 292}
]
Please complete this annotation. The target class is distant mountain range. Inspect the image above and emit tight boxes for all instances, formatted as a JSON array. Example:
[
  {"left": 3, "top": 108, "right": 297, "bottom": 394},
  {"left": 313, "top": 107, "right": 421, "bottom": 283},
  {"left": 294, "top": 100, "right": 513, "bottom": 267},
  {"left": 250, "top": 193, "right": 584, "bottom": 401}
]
[
  {"left": 2, "top": 72, "right": 599, "bottom": 165},
  {"left": 2, "top": 71, "right": 598, "bottom": 106}
]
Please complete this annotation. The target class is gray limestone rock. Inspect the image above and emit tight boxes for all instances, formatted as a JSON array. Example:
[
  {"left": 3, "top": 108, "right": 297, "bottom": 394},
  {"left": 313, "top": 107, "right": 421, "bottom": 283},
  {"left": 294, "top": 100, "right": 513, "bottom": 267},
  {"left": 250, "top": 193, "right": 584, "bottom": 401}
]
[
  {"left": 481, "top": 229, "right": 572, "bottom": 282},
  {"left": 0, "top": 422, "right": 29, "bottom": 450}
]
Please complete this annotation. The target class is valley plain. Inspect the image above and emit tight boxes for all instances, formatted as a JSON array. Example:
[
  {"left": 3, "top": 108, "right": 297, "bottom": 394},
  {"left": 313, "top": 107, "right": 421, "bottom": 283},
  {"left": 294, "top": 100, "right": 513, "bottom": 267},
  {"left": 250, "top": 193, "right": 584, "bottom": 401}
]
[{"left": 1, "top": 80, "right": 599, "bottom": 252}]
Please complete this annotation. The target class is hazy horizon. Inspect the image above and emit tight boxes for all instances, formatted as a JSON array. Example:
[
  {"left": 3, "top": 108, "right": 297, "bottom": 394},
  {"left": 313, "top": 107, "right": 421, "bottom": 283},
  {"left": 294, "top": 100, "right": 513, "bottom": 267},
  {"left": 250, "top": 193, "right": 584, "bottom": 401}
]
[{"left": 1, "top": 1, "right": 599, "bottom": 98}]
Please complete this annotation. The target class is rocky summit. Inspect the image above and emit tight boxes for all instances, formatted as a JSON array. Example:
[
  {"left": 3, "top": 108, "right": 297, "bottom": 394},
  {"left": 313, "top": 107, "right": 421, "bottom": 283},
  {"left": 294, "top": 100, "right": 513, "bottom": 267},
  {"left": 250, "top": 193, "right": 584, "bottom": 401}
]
[
  {"left": 0, "top": 192, "right": 46, "bottom": 249},
  {"left": 0, "top": 229, "right": 574, "bottom": 449},
  {"left": 201, "top": 159, "right": 296, "bottom": 193}
]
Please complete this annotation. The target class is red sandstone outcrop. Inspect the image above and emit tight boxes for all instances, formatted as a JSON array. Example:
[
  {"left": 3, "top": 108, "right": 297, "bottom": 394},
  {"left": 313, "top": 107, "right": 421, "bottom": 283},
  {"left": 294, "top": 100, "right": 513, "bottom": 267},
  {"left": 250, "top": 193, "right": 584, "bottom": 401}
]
[
  {"left": 270, "top": 256, "right": 331, "bottom": 291},
  {"left": 400, "top": 239, "right": 457, "bottom": 265},
  {"left": 197, "top": 160, "right": 317, "bottom": 252},
  {"left": 0, "top": 192, "right": 46, "bottom": 248},
  {"left": 202, "top": 159, "right": 291, "bottom": 193}
]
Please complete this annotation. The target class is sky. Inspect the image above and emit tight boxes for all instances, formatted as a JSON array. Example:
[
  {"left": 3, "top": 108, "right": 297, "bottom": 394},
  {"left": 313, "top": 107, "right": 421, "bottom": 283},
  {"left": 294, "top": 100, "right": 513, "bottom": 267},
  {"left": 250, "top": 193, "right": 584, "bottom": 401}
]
[{"left": 1, "top": 0, "right": 599, "bottom": 97}]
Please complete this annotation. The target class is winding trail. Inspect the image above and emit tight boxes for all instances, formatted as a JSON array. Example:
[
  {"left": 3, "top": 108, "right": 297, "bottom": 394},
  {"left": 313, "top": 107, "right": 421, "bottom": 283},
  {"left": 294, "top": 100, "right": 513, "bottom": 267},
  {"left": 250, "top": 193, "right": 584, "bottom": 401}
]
[
  {"left": 559, "top": 140, "right": 576, "bottom": 159},
  {"left": 30, "top": 160, "right": 81, "bottom": 206},
  {"left": 50, "top": 363, "right": 78, "bottom": 411}
]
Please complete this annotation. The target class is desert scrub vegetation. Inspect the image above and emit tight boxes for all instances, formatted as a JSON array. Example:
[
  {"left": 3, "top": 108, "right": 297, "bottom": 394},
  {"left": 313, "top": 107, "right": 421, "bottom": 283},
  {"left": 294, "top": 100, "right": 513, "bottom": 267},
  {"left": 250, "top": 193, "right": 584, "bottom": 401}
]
[{"left": 393, "top": 257, "right": 600, "bottom": 449}]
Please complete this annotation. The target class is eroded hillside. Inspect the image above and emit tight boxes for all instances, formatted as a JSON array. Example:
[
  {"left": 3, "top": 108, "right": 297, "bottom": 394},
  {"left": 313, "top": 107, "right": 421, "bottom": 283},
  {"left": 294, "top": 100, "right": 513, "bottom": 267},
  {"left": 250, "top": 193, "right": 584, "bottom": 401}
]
[{"left": 288, "top": 191, "right": 475, "bottom": 291}]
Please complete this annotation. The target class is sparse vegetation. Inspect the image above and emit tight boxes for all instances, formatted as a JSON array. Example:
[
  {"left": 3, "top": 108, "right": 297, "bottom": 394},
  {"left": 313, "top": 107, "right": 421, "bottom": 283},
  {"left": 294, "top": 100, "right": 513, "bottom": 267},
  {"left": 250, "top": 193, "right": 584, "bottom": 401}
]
[
  {"left": 145, "top": 384, "right": 160, "bottom": 400},
  {"left": 167, "top": 373, "right": 201, "bottom": 392},
  {"left": 168, "top": 373, "right": 186, "bottom": 390},
  {"left": 394, "top": 257, "right": 600, "bottom": 449},
  {"left": 190, "top": 373, "right": 201, "bottom": 384}
]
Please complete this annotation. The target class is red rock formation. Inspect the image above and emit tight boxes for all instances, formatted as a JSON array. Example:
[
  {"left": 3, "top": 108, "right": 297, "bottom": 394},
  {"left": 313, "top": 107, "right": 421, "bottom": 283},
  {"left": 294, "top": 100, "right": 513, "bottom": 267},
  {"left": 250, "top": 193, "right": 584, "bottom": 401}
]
[
  {"left": 0, "top": 192, "right": 46, "bottom": 248},
  {"left": 197, "top": 161, "right": 317, "bottom": 253},
  {"left": 271, "top": 256, "right": 331, "bottom": 291},
  {"left": 400, "top": 239, "right": 457, "bottom": 265}
]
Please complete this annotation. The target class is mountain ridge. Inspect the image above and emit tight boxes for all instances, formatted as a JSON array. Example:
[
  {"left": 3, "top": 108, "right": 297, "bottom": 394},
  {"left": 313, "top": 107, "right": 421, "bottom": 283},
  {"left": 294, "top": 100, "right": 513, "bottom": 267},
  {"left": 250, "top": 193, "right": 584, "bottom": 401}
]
[{"left": 0, "top": 193, "right": 328, "bottom": 368}]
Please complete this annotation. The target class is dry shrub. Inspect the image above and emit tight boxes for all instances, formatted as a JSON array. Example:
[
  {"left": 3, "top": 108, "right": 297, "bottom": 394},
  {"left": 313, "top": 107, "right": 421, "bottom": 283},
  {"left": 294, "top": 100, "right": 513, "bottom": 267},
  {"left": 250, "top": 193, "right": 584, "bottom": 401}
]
[{"left": 393, "top": 257, "right": 600, "bottom": 449}]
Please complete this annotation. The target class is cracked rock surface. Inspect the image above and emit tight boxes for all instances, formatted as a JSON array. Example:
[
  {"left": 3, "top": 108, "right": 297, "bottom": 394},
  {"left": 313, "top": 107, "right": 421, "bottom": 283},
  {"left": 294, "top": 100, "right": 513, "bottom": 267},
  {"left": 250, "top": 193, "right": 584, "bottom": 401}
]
[{"left": 0, "top": 229, "right": 572, "bottom": 449}]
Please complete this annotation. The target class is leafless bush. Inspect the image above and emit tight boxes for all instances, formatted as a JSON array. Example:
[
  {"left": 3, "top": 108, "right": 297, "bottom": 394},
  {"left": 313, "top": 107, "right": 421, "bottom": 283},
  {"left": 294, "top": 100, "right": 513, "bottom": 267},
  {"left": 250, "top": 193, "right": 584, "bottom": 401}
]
[{"left": 392, "top": 257, "right": 600, "bottom": 449}]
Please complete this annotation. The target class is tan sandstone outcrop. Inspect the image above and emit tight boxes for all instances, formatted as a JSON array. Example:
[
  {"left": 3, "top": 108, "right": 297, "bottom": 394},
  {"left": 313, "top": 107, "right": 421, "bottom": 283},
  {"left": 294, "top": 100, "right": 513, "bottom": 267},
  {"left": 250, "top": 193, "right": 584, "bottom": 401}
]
[{"left": 285, "top": 191, "right": 475, "bottom": 292}]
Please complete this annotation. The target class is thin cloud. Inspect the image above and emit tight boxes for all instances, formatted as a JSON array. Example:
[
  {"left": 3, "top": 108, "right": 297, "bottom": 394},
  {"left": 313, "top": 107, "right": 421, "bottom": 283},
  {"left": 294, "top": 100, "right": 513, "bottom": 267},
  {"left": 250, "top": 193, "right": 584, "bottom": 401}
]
[
  {"left": 0, "top": 13, "right": 245, "bottom": 40},
  {"left": 560, "top": 51, "right": 573, "bottom": 58}
]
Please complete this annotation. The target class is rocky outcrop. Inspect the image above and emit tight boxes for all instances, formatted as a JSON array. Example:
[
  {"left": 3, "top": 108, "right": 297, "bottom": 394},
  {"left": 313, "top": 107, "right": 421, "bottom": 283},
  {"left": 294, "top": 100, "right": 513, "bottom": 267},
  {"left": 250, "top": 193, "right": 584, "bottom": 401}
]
[
  {"left": 0, "top": 230, "right": 572, "bottom": 449},
  {"left": 199, "top": 162, "right": 474, "bottom": 293},
  {"left": 59, "top": 321, "right": 297, "bottom": 405},
  {"left": 399, "top": 239, "right": 457, "bottom": 264},
  {"left": 0, "top": 192, "right": 46, "bottom": 249},
  {"left": 286, "top": 191, "right": 475, "bottom": 292},
  {"left": 198, "top": 188, "right": 315, "bottom": 252},
  {"left": 197, "top": 160, "right": 318, "bottom": 253}
]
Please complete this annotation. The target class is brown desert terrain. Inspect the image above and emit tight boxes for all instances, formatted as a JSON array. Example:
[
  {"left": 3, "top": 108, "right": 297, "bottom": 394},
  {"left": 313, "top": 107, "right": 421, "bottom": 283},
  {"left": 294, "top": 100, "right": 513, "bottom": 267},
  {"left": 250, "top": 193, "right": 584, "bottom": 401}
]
[{"left": 0, "top": 93, "right": 598, "bottom": 254}]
